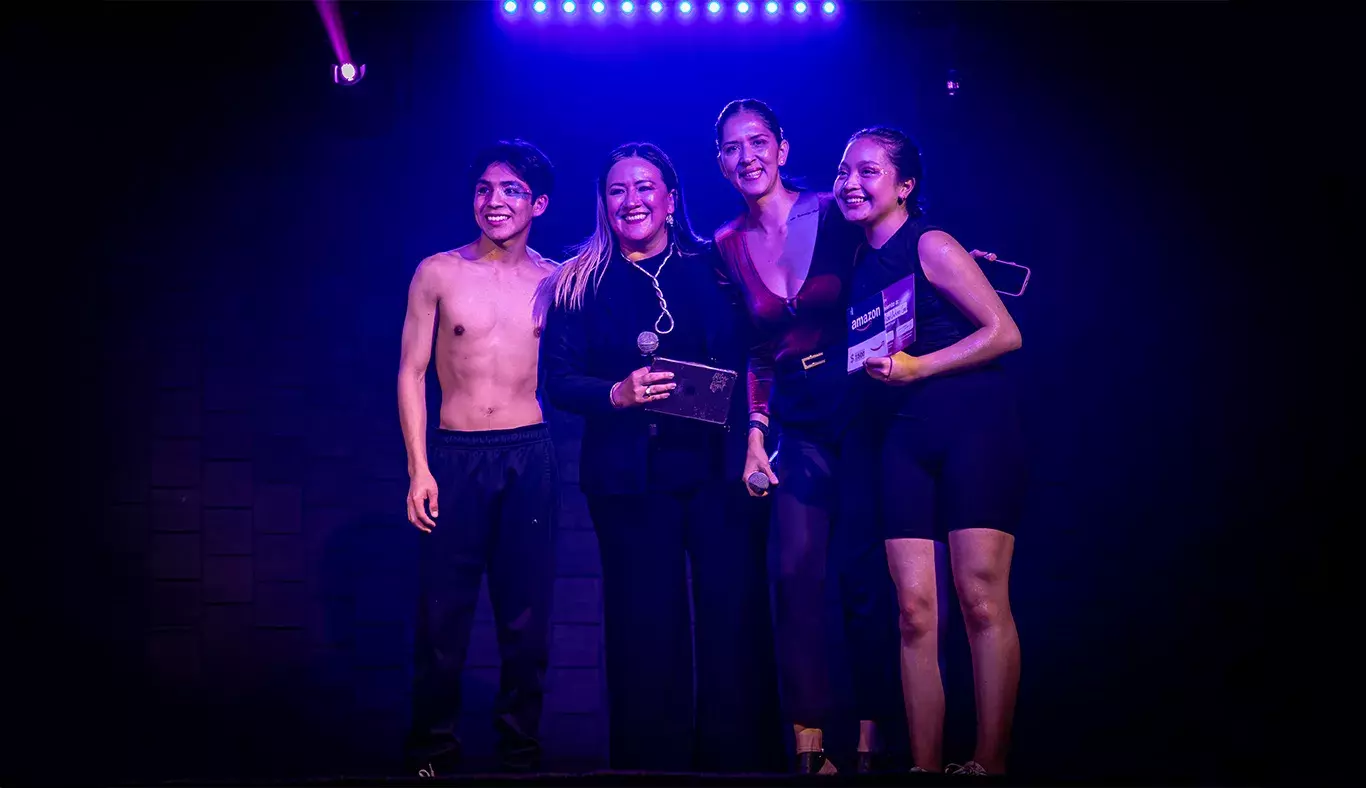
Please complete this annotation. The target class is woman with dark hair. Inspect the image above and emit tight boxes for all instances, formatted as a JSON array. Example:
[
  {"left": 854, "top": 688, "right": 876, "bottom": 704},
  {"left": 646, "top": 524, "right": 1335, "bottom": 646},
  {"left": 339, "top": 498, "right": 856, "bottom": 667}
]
[
  {"left": 711, "top": 98, "right": 903, "bottom": 774},
  {"left": 836, "top": 126, "right": 1027, "bottom": 776},
  {"left": 539, "top": 142, "right": 782, "bottom": 772}
]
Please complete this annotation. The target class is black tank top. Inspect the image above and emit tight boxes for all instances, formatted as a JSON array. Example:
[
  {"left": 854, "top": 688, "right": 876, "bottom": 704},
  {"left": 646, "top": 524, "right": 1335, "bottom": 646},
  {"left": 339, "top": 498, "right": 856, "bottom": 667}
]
[{"left": 849, "top": 217, "right": 976, "bottom": 357}]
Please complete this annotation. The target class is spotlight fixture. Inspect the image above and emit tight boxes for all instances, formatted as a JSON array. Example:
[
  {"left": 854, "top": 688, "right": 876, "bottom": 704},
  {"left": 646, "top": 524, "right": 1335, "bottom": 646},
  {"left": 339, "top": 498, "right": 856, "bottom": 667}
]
[{"left": 333, "top": 62, "right": 365, "bottom": 85}]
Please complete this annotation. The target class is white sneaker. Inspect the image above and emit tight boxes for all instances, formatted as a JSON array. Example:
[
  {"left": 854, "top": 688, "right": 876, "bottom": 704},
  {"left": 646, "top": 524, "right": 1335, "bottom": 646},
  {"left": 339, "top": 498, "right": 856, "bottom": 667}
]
[{"left": 946, "top": 761, "right": 988, "bottom": 775}]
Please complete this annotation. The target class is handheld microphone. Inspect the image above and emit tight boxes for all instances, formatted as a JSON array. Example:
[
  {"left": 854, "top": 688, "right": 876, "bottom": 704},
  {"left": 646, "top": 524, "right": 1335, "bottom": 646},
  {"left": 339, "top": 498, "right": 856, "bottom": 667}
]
[
  {"left": 637, "top": 331, "right": 660, "bottom": 365},
  {"left": 746, "top": 449, "right": 780, "bottom": 495}
]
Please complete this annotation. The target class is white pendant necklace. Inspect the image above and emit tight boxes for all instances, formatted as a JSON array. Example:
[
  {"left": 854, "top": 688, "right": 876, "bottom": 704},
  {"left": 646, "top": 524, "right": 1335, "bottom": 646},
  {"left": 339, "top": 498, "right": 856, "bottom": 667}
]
[{"left": 627, "top": 246, "right": 676, "bottom": 335}]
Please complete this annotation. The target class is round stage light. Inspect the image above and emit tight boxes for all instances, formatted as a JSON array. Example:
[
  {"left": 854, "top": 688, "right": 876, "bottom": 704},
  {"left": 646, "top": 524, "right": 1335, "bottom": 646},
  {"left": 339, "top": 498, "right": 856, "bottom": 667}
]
[
  {"left": 822, "top": 1, "right": 836, "bottom": 14},
  {"left": 333, "top": 63, "right": 366, "bottom": 85},
  {"left": 765, "top": 1, "right": 779, "bottom": 14},
  {"left": 794, "top": 1, "right": 808, "bottom": 13},
  {"left": 737, "top": 1, "right": 751, "bottom": 14},
  {"left": 503, "top": 0, "right": 519, "bottom": 12},
  {"left": 563, "top": 0, "right": 577, "bottom": 12}
]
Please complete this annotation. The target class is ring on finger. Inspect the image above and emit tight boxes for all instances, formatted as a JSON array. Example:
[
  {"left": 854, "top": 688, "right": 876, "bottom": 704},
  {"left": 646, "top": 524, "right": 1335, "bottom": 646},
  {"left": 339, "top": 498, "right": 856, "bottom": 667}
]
[{"left": 645, "top": 385, "right": 653, "bottom": 396}]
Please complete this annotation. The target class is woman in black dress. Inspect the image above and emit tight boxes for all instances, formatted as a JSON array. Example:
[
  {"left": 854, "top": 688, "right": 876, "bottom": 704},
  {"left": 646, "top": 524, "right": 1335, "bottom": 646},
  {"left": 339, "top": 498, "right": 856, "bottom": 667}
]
[
  {"left": 712, "top": 99, "right": 902, "bottom": 774},
  {"left": 538, "top": 142, "right": 782, "bottom": 773}
]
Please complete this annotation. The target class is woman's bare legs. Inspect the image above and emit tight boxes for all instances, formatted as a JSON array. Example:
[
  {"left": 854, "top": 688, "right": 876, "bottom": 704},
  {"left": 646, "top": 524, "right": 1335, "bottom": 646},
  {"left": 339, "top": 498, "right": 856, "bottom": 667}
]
[
  {"left": 948, "top": 528, "right": 1018, "bottom": 774},
  {"left": 885, "top": 537, "right": 945, "bottom": 772}
]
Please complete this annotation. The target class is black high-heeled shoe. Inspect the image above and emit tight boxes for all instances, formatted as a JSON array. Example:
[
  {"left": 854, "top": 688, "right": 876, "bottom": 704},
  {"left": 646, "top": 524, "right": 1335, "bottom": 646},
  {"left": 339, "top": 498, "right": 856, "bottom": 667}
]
[
  {"left": 857, "top": 751, "right": 885, "bottom": 774},
  {"left": 797, "top": 750, "right": 839, "bottom": 774}
]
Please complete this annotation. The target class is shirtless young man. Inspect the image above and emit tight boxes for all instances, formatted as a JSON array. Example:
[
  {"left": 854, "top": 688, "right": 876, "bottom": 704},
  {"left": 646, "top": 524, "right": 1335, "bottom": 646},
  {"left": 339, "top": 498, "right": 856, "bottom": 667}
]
[{"left": 398, "top": 139, "right": 560, "bottom": 776}]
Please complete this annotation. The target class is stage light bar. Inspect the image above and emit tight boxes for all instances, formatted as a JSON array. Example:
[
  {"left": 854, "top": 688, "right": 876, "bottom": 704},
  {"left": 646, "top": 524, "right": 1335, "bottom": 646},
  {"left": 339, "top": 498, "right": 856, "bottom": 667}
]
[{"left": 497, "top": 1, "right": 840, "bottom": 21}]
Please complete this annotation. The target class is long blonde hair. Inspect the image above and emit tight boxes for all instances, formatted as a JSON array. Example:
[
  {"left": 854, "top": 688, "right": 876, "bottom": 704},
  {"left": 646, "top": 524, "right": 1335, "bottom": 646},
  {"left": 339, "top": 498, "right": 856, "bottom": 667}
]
[{"left": 544, "top": 143, "right": 706, "bottom": 318}]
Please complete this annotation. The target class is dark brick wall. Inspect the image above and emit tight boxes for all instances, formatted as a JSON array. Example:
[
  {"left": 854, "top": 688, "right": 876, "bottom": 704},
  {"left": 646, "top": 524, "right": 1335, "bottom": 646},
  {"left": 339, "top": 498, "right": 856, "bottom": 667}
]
[{"left": 94, "top": 272, "right": 611, "bottom": 776}]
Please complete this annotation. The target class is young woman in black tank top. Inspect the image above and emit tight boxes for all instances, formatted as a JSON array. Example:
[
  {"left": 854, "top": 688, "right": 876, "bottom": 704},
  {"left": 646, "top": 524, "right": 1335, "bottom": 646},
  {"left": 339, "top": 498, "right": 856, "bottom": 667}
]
[{"left": 835, "top": 128, "right": 1027, "bottom": 776}]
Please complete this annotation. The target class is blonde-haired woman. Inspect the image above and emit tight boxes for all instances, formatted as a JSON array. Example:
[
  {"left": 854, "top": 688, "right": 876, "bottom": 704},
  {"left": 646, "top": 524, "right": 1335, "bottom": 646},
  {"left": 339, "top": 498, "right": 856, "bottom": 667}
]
[{"left": 538, "top": 142, "right": 781, "bottom": 772}]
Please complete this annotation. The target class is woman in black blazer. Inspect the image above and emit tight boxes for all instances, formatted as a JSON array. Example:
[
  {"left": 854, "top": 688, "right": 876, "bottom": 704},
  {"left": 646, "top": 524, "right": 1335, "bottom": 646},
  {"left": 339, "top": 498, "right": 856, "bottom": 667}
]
[{"left": 538, "top": 142, "right": 781, "bottom": 773}]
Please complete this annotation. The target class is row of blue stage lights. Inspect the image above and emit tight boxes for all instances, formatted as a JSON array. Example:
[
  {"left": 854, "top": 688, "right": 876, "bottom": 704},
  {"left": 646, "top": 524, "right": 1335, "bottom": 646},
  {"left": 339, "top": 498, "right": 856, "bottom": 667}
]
[{"left": 501, "top": 1, "right": 839, "bottom": 18}]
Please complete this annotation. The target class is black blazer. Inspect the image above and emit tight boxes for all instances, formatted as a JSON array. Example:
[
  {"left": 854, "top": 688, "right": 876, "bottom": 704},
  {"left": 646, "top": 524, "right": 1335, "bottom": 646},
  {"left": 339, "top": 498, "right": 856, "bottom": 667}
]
[{"left": 540, "top": 242, "right": 751, "bottom": 496}]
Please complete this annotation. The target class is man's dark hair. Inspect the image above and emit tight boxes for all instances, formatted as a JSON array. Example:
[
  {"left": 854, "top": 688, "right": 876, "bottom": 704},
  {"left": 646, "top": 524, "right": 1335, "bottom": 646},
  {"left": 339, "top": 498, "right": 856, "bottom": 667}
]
[{"left": 468, "top": 138, "right": 555, "bottom": 199}]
